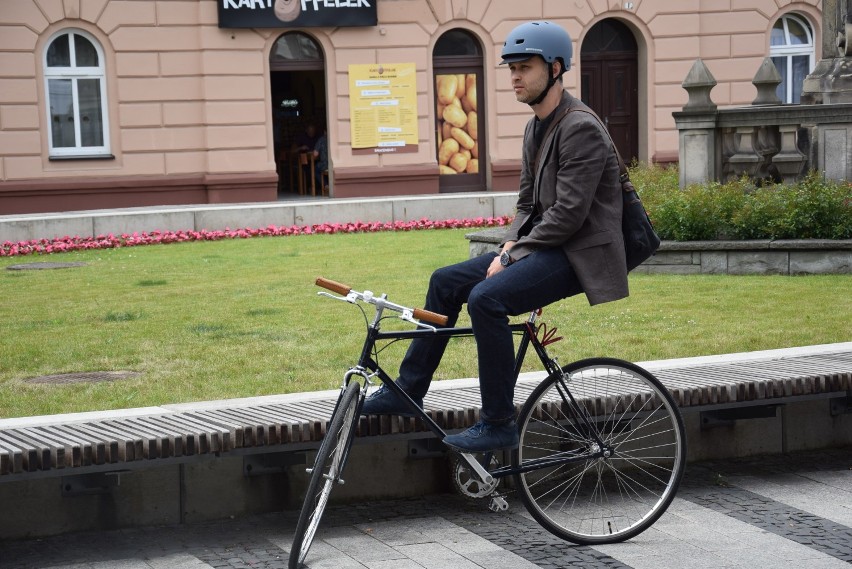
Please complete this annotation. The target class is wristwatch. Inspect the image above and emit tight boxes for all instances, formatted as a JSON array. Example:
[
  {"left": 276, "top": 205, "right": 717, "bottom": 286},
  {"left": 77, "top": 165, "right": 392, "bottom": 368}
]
[{"left": 499, "top": 250, "right": 513, "bottom": 267}]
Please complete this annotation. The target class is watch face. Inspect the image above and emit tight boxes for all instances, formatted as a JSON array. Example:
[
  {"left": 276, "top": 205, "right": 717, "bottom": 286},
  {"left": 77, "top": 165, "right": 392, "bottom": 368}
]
[{"left": 500, "top": 251, "right": 511, "bottom": 266}]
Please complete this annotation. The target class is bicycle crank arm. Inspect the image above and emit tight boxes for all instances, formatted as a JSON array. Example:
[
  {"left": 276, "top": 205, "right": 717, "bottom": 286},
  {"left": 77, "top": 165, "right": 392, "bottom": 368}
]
[{"left": 458, "top": 452, "right": 494, "bottom": 486}]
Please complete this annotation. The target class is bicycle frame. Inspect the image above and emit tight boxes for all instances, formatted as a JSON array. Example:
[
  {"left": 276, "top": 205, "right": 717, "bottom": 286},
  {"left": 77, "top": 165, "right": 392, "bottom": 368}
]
[{"left": 340, "top": 300, "right": 610, "bottom": 484}]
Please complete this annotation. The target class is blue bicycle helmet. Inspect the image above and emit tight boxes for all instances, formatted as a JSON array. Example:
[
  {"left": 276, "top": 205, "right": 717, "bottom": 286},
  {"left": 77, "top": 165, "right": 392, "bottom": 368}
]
[
  {"left": 501, "top": 21, "right": 573, "bottom": 106},
  {"left": 501, "top": 21, "right": 573, "bottom": 71}
]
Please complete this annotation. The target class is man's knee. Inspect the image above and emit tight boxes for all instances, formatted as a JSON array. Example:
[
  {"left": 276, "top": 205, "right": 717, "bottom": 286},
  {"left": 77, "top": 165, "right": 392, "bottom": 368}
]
[
  {"left": 428, "top": 265, "right": 454, "bottom": 294},
  {"left": 467, "top": 284, "right": 506, "bottom": 318}
]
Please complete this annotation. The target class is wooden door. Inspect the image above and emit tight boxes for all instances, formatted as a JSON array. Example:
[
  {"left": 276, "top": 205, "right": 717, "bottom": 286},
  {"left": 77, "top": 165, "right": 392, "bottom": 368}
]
[{"left": 580, "top": 20, "right": 639, "bottom": 163}]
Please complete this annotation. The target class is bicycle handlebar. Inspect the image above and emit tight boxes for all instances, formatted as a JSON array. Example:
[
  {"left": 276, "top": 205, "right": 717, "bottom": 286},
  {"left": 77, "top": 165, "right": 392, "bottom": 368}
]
[
  {"left": 315, "top": 277, "right": 449, "bottom": 326},
  {"left": 316, "top": 277, "right": 351, "bottom": 296}
]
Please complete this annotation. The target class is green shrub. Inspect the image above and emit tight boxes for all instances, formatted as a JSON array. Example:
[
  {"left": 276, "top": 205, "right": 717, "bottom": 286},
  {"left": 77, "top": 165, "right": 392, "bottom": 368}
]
[
  {"left": 730, "top": 172, "right": 852, "bottom": 239},
  {"left": 630, "top": 164, "right": 852, "bottom": 241}
]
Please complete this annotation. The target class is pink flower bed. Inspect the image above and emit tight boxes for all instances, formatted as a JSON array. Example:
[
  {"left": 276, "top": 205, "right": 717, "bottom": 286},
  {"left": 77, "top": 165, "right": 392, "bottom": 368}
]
[{"left": 0, "top": 216, "right": 512, "bottom": 258}]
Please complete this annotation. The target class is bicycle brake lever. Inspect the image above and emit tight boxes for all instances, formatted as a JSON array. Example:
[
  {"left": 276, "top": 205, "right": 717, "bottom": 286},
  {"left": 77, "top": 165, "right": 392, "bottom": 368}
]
[{"left": 317, "top": 291, "right": 356, "bottom": 304}]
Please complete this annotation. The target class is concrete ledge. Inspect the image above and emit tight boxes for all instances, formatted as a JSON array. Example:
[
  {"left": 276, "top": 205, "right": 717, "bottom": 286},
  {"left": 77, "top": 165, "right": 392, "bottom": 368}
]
[
  {"left": 466, "top": 230, "right": 852, "bottom": 275},
  {"left": 0, "top": 193, "right": 521, "bottom": 243}
]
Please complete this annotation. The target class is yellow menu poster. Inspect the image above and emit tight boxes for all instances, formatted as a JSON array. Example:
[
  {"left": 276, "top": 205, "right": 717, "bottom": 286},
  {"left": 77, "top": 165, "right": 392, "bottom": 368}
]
[{"left": 349, "top": 63, "right": 419, "bottom": 154}]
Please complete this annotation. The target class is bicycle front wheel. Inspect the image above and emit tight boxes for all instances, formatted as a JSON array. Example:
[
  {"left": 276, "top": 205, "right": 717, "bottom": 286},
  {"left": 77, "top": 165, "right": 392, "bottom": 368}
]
[
  {"left": 513, "top": 358, "right": 686, "bottom": 545},
  {"left": 289, "top": 380, "right": 361, "bottom": 569}
]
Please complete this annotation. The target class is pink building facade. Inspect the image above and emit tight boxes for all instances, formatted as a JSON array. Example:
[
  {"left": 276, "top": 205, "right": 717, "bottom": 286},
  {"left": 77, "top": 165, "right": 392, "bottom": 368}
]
[{"left": 0, "top": 0, "right": 823, "bottom": 214}]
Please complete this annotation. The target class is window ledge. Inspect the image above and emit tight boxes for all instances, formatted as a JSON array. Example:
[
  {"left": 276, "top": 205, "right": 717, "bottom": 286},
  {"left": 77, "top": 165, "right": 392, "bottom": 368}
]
[{"left": 49, "top": 154, "right": 115, "bottom": 162}]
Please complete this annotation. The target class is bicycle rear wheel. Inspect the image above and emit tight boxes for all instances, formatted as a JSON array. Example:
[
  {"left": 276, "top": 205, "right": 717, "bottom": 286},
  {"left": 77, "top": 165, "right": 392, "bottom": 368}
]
[
  {"left": 513, "top": 358, "right": 686, "bottom": 545},
  {"left": 289, "top": 380, "right": 361, "bottom": 569}
]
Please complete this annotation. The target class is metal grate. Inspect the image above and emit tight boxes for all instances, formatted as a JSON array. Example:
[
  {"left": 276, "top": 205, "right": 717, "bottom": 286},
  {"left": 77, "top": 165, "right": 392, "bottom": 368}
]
[
  {"left": 6, "top": 262, "right": 87, "bottom": 271},
  {"left": 24, "top": 371, "right": 141, "bottom": 385}
]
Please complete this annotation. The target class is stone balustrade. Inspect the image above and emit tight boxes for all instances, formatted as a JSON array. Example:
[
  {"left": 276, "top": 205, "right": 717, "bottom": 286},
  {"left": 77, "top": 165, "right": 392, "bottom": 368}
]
[{"left": 674, "top": 58, "right": 852, "bottom": 187}]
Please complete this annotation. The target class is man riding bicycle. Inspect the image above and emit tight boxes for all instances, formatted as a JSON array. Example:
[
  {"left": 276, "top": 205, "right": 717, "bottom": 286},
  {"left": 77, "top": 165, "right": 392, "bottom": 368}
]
[{"left": 361, "top": 20, "right": 628, "bottom": 453}]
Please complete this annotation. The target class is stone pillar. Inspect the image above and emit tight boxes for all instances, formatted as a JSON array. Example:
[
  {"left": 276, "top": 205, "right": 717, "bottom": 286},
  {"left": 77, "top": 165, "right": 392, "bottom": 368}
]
[
  {"left": 772, "top": 124, "right": 807, "bottom": 183},
  {"left": 673, "top": 59, "right": 718, "bottom": 187},
  {"left": 801, "top": 1, "right": 852, "bottom": 180},
  {"left": 801, "top": 0, "right": 852, "bottom": 104},
  {"left": 752, "top": 58, "right": 783, "bottom": 106},
  {"left": 727, "top": 127, "right": 761, "bottom": 180}
]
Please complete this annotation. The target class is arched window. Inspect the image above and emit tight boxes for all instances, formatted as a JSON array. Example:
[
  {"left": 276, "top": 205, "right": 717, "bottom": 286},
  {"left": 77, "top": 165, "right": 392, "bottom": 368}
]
[
  {"left": 270, "top": 32, "right": 323, "bottom": 65},
  {"left": 269, "top": 32, "right": 325, "bottom": 120},
  {"left": 770, "top": 14, "right": 815, "bottom": 104},
  {"left": 433, "top": 29, "right": 482, "bottom": 57},
  {"left": 44, "top": 29, "right": 110, "bottom": 157}
]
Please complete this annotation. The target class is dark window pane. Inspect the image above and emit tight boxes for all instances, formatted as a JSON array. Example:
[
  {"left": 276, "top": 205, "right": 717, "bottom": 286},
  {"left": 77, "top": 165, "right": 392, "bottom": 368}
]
[
  {"left": 74, "top": 33, "right": 98, "bottom": 67},
  {"left": 49, "top": 78, "right": 75, "bottom": 147},
  {"left": 581, "top": 19, "right": 636, "bottom": 54},
  {"left": 78, "top": 79, "right": 104, "bottom": 146},
  {"left": 270, "top": 33, "right": 321, "bottom": 60},
  {"left": 47, "top": 34, "right": 71, "bottom": 67},
  {"left": 434, "top": 29, "right": 481, "bottom": 56}
]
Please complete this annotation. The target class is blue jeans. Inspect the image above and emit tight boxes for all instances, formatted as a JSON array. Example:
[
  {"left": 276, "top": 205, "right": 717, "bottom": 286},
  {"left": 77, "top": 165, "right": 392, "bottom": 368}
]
[{"left": 397, "top": 248, "right": 583, "bottom": 423}]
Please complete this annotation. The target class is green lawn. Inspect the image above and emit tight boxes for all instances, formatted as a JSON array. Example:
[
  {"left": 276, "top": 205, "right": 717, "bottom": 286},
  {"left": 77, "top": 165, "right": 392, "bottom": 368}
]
[{"left": 1, "top": 228, "right": 849, "bottom": 419}]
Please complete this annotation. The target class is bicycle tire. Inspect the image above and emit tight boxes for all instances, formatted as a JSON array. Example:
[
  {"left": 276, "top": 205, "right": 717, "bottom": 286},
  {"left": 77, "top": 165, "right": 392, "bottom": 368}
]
[
  {"left": 289, "top": 380, "right": 361, "bottom": 569},
  {"left": 513, "top": 357, "right": 686, "bottom": 545}
]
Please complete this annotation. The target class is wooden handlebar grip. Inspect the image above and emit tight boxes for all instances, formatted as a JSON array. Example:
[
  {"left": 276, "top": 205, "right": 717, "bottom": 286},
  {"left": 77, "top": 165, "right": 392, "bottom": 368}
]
[
  {"left": 413, "top": 308, "right": 449, "bottom": 326},
  {"left": 315, "top": 277, "right": 351, "bottom": 296}
]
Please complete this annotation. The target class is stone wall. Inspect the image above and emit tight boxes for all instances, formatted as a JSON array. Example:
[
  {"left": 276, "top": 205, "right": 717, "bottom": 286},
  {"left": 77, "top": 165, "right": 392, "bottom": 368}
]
[{"left": 466, "top": 228, "right": 852, "bottom": 275}]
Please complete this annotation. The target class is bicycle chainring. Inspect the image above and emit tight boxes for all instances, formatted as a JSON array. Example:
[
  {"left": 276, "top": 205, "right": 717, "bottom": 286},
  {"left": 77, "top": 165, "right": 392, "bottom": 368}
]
[{"left": 450, "top": 454, "right": 499, "bottom": 499}]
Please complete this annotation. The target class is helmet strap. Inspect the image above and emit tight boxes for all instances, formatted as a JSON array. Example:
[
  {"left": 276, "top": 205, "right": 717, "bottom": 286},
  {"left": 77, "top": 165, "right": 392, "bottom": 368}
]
[{"left": 528, "top": 61, "right": 558, "bottom": 107}]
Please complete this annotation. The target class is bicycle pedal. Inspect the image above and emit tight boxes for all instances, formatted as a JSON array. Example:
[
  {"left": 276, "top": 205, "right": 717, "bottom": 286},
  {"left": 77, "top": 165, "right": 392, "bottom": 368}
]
[{"left": 488, "top": 496, "right": 509, "bottom": 512}]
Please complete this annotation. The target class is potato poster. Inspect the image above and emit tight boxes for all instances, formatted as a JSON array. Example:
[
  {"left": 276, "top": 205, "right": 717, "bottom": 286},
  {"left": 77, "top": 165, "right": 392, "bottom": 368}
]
[{"left": 435, "top": 73, "right": 479, "bottom": 175}]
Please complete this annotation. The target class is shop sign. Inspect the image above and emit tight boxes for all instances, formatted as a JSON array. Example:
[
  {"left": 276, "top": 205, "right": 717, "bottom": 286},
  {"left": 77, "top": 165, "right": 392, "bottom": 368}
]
[
  {"left": 348, "top": 63, "right": 419, "bottom": 155},
  {"left": 218, "top": 0, "right": 377, "bottom": 29}
]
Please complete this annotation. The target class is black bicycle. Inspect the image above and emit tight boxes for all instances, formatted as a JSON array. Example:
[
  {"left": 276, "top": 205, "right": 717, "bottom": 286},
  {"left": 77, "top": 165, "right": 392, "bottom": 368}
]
[{"left": 289, "top": 277, "right": 686, "bottom": 568}]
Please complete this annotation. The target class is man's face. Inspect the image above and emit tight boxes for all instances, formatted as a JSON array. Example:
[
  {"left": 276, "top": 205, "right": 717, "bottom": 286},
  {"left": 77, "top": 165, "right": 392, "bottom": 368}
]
[{"left": 508, "top": 56, "right": 551, "bottom": 104}]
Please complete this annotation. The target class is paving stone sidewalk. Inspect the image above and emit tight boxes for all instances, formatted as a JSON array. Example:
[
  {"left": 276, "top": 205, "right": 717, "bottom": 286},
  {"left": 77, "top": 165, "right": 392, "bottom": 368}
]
[{"left": 1, "top": 447, "right": 850, "bottom": 569}]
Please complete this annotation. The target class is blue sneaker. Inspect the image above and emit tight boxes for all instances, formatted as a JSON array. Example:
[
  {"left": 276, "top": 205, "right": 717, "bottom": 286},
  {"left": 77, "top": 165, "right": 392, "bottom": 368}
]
[
  {"left": 361, "top": 385, "right": 423, "bottom": 417},
  {"left": 443, "top": 419, "right": 519, "bottom": 453}
]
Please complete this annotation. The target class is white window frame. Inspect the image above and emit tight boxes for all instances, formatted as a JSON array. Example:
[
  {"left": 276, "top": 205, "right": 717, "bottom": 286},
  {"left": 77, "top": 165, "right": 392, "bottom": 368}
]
[
  {"left": 770, "top": 13, "right": 815, "bottom": 104},
  {"left": 43, "top": 29, "right": 111, "bottom": 158}
]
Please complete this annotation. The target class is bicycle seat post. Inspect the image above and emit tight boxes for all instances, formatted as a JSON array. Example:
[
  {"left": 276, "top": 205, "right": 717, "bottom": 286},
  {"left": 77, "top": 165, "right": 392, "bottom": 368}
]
[{"left": 527, "top": 309, "right": 542, "bottom": 325}]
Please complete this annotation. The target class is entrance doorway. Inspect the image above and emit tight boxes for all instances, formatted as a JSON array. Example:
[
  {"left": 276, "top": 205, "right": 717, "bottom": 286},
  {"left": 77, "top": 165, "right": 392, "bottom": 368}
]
[
  {"left": 433, "top": 29, "right": 485, "bottom": 193},
  {"left": 580, "top": 19, "right": 639, "bottom": 163},
  {"left": 270, "top": 32, "right": 328, "bottom": 197}
]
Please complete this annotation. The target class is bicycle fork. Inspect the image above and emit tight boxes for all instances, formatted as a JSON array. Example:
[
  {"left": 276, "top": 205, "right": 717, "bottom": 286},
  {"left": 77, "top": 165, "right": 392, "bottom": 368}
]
[{"left": 306, "top": 370, "right": 369, "bottom": 486}]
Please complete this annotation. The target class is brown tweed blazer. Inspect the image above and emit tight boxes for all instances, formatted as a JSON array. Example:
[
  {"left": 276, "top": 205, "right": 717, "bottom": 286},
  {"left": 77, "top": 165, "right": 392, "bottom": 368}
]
[{"left": 503, "top": 91, "right": 629, "bottom": 306}]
